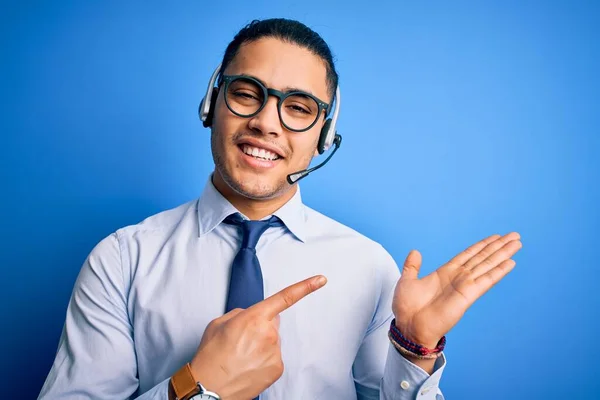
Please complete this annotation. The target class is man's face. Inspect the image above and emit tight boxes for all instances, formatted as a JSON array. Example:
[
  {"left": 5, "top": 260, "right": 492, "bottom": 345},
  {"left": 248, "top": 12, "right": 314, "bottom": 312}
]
[{"left": 210, "top": 37, "right": 329, "bottom": 201}]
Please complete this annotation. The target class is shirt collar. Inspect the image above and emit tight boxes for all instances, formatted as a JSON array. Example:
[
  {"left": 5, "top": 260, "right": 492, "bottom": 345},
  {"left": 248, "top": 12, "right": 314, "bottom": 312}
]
[
  {"left": 197, "top": 174, "right": 306, "bottom": 243},
  {"left": 271, "top": 184, "right": 306, "bottom": 243}
]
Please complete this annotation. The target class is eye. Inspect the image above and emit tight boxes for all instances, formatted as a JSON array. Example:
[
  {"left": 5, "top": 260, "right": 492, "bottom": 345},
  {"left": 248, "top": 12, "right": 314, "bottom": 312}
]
[
  {"left": 287, "top": 103, "right": 311, "bottom": 114},
  {"left": 283, "top": 93, "right": 318, "bottom": 117},
  {"left": 232, "top": 90, "right": 260, "bottom": 101}
]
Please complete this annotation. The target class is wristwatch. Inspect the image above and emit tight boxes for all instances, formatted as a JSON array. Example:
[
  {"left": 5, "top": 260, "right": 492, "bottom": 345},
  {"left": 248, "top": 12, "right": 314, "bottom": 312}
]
[{"left": 170, "top": 363, "right": 221, "bottom": 400}]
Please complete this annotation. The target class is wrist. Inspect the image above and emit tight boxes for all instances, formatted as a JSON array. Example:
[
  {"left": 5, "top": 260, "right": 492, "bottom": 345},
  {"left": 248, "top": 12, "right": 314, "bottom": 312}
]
[
  {"left": 189, "top": 360, "right": 225, "bottom": 397},
  {"left": 170, "top": 363, "right": 223, "bottom": 400},
  {"left": 389, "top": 318, "right": 446, "bottom": 359},
  {"left": 393, "top": 320, "right": 440, "bottom": 349},
  {"left": 189, "top": 358, "right": 248, "bottom": 400}
]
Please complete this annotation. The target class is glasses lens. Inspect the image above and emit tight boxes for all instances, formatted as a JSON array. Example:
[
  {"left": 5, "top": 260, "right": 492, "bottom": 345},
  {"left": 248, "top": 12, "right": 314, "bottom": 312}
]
[
  {"left": 281, "top": 93, "right": 320, "bottom": 131},
  {"left": 225, "top": 77, "right": 265, "bottom": 116}
]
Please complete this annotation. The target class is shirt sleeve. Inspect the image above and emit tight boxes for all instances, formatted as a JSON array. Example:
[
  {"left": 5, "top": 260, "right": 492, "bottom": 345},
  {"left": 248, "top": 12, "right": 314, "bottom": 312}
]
[
  {"left": 353, "top": 245, "right": 446, "bottom": 400},
  {"left": 381, "top": 343, "right": 446, "bottom": 400},
  {"left": 37, "top": 233, "right": 170, "bottom": 400}
]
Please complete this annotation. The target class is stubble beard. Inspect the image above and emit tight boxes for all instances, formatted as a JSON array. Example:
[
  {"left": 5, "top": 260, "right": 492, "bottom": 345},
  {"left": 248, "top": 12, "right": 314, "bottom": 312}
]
[{"left": 210, "top": 128, "right": 292, "bottom": 201}]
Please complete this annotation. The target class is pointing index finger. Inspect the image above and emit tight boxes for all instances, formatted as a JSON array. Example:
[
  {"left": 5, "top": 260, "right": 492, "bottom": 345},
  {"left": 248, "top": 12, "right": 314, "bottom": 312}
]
[{"left": 251, "top": 275, "right": 327, "bottom": 319}]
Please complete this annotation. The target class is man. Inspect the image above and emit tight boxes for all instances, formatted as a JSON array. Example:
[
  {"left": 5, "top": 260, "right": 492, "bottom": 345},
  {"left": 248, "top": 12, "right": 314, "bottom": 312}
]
[{"left": 38, "top": 18, "right": 522, "bottom": 400}]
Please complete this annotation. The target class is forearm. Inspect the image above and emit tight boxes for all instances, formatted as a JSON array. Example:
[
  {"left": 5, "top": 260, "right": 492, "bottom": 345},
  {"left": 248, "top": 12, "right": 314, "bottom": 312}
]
[
  {"left": 352, "top": 324, "right": 446, "bottom": 400},
  {"left": 399, "top": 354, "right": 436, "bottom": 375},
  {"left": 380, "top": 319, "right": 446, "bottom": 399},
  {"left": 379, "top": 343, "right": 446, "bottom": 400}
]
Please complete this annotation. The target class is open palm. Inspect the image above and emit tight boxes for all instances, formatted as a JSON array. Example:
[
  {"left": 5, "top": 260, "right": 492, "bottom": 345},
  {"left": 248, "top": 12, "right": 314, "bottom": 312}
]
[{"left": 393, "top": 232, "right": 522, "bottom": 348}]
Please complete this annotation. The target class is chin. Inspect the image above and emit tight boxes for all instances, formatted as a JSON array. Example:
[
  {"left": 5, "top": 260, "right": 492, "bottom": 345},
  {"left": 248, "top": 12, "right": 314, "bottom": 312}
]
[{"left": 223, "top": 169, "right": 290, "bottom": 200}]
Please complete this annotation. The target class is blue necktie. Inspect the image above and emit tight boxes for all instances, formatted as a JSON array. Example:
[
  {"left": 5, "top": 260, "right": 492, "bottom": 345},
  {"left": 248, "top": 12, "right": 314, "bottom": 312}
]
[{"left": 224, "top": 213, "right": 283, "bottom": 312}]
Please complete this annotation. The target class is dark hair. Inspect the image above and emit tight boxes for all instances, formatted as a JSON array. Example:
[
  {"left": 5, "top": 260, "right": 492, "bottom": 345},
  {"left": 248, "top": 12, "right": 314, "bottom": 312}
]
[{"left": 218, "top": 18, "right": 338, "bottom": 104}]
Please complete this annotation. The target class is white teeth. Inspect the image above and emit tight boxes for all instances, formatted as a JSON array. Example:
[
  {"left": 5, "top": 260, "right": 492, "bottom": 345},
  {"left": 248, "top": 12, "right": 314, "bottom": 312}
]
[{"left": 242, "top": 145, "right": 279, "bottom": 161}]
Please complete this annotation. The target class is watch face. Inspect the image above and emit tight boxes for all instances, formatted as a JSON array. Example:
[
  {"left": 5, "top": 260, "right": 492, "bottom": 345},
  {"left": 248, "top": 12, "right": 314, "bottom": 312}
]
[{"left": 189, "top": 384, "right": 220, "bottom": 400}]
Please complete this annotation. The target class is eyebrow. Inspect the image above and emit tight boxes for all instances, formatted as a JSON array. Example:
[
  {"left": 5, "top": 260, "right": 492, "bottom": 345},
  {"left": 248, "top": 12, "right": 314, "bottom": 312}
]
[{"left": 238, "top": 73, "right": 317, "bottom": 97}]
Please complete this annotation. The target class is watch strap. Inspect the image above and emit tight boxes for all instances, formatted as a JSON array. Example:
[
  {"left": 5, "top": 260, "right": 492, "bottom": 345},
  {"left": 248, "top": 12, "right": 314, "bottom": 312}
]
[{"left": 171, "top": 363, "right": 201, "bottom": 400}]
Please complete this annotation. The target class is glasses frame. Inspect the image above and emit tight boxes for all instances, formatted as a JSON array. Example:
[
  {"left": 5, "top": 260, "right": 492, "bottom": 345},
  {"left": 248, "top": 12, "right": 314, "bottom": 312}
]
[{"left": 220, "top": 74, "right": 330, "bottom": 133}]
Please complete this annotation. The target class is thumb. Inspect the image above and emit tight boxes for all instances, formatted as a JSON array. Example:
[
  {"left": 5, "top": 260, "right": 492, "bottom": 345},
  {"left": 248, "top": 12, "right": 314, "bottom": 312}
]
[{"left": 401, "top": 250, "right": 422, "bottom": 280}]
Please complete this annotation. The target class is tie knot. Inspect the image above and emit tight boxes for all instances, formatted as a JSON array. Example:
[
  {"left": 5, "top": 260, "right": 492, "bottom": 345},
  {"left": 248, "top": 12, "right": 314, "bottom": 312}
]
[{"left": 224, "top": 214, "right": 283, "bottom": 250}]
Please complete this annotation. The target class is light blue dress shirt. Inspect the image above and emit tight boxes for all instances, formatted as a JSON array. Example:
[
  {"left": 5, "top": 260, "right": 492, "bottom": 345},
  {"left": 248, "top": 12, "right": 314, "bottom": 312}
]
[{"left": 39, "top": 177, "right": 446, "bottom": 400}]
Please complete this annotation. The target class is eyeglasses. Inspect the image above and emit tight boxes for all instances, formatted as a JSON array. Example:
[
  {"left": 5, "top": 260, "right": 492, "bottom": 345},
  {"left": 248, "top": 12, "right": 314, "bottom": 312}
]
[{"left": 221, "top": 75, "right": 330, "bottom": 132}]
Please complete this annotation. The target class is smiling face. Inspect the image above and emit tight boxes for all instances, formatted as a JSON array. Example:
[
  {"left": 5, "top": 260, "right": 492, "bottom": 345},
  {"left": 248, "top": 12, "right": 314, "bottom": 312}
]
[{"left": 210, "top": 37, "right": 330, "bottom": 207}]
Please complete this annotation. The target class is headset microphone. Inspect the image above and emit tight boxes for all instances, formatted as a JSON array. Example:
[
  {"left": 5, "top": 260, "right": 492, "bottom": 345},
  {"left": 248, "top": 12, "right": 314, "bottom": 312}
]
[{"left": 287, "top": 134, "right": 342, "bottom": 184}]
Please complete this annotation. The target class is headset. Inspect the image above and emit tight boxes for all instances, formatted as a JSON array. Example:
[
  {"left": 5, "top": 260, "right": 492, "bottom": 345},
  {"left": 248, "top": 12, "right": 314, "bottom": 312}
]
[{"left": 198, "top": 63, "right": 342, "bottom": 184}]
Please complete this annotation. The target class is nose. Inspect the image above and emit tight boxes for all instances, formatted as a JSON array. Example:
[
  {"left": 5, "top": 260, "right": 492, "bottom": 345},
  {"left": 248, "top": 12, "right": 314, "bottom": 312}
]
[{"left": 247, "top": 96, "right": 283, "bottom": 136}]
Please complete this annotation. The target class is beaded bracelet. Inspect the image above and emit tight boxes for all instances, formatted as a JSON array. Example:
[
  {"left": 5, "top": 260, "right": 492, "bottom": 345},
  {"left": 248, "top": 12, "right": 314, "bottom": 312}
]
[
  {"left": 388, "top": 318, "right": 446, "bottom": 359},
  {"left": 388, "top": 331, "right": 443, "bottom": 360}
]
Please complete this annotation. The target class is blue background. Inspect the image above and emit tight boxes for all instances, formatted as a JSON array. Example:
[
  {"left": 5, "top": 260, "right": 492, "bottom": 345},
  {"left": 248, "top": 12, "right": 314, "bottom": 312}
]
[{"left": 2, "top": 1, "right": 599, "bottom": 399}]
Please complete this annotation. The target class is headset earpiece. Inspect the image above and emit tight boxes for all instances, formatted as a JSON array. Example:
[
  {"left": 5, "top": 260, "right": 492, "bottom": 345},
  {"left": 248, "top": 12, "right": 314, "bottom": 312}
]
[
  {"left": 316, "top": 85, "right": 341, "bottom": 154},
  {"left": 200, "top": 87, "right": 219, "bottom": 127},
  {"left": 199, "top": 64, "right": 223, "bottom": 127},
  {"left": 317, "top": 119, "right": 332, "bottom": 154}
]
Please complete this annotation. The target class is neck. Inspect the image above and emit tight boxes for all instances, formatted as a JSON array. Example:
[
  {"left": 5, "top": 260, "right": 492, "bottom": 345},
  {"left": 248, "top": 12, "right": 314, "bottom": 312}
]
[{"left": 211, "top": 171, "right": 296, "bottom": 220}]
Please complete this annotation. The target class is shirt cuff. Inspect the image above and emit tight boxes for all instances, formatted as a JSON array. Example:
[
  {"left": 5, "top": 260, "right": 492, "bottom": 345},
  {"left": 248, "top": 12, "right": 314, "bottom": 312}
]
[
  {"left": 382, "top": 342, "right": 446, "bottom": 400},
  {"left": 133, "top": 377, "right": 171, "bottom": 400}
]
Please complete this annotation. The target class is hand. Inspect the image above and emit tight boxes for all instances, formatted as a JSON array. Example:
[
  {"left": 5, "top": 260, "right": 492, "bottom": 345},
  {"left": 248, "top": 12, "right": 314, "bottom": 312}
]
[
  {"left": 189, "top": 275, "right": 327, "bottom": 400},
  {"left": 393, "top": 232, "right": 522, "bottom": 348}
]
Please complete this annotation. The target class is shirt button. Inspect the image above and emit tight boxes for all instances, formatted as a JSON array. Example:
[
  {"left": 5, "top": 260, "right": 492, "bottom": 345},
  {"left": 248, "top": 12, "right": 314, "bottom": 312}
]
[{"left": 400, "top": 380, "right": 410, "bottom": 390}]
